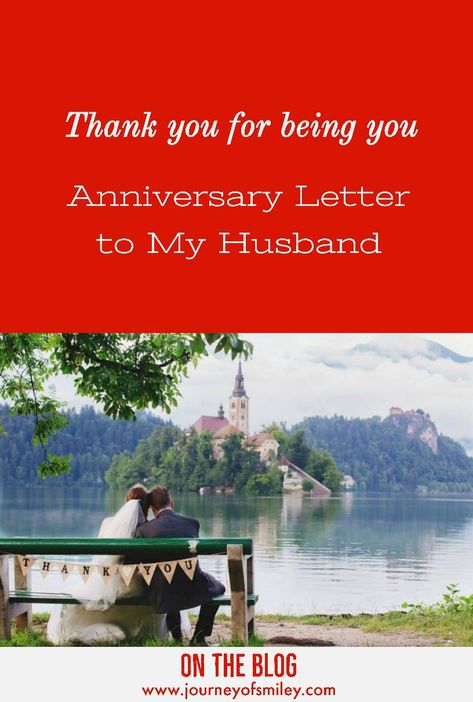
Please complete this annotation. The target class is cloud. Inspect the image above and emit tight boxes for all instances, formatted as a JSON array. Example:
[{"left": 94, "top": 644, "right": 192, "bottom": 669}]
[{"left": 45, "top": 334, "right": 473, "bottom": 453}]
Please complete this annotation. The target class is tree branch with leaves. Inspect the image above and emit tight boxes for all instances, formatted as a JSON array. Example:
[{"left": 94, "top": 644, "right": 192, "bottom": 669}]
[{"left": 0, "top": 332, "right": 252, "bottom": 478}]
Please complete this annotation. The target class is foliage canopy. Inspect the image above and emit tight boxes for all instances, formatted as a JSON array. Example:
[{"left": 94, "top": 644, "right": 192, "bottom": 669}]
[{"left": 0, "top": 333, "right": 252, "bottom": 477}]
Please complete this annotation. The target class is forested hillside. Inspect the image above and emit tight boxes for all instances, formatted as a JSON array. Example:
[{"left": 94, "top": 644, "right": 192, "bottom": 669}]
[
  {"left": 292, "top": 415, "right": 473, "bottom": 493},
  {"left": 0, "top": 405, "right": 163, "bottom": 486}
]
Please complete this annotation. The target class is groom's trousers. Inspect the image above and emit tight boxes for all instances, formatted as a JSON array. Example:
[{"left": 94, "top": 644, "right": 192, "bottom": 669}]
[{"left": 167, "top": 571, "right": 225, "bottom": 642}]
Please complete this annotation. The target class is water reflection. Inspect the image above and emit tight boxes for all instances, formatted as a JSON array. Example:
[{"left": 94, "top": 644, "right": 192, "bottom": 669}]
[{"left": 1, "top": 487, "right": 472, "bottom": 614}]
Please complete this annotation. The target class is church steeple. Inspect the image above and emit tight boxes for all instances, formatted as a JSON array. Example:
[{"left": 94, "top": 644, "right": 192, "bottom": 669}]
[
  {"left": 233, "top": 360, "right": 247, "bottom": 397},
  {"left": 218, "top": 403, "right": 225, "bottom": 419},
  {"left": 229, "top": 361, "right": 249, "bottom": 436}
]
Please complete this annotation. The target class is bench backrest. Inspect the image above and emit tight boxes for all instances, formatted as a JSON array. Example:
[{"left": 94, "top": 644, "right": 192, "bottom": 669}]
[{"left": 0, "top": 537, "right": 253, "bottom": 557}]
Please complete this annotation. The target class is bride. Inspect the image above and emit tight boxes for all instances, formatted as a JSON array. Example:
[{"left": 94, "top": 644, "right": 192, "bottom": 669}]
[{"left": 47, "top": 485, "right": 191, "bottom": 645}]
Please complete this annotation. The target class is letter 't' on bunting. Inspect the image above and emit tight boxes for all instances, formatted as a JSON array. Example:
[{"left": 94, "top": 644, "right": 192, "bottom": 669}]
[
  {"left": 17, "top": 555, "right": 36, "bottom": 577},
  {"left": 180, "top": 557, "right": 197, "bottom": 580},
  {"left": 138, "top": 562, "right": 157, "bottom": 585},
  {"left": 158, "top": 560, "right": 178, "bottom": 584},
  {"left": 118, "top": 564, "right": 137, "bottom": 587}
]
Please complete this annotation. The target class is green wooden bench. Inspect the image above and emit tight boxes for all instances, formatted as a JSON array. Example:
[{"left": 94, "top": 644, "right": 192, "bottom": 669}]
[{"left": 0, "top": 537, "right": 257, "bottom": 643}]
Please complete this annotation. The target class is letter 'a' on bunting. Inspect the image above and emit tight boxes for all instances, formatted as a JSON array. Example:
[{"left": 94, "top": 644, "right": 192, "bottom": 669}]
[
  {"left": 118, "top": 564, "right": 137, "bottom": 587},
  {"left": 158, "top": 560, "right": 177, "bottom": 584},
  {"left": 17, "top": 555, "right": 36, "bottom": 577},
  {"left": 138, "top": 562, "right": 157, "bottom": 585},
  {"left": 57, "top": 561, "right": 74, "bottom": 581}
]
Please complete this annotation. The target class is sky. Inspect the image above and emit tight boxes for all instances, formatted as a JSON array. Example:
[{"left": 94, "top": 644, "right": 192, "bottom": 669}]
[{"left": 52, "top": 333, "right": 473, "bottom": 451}]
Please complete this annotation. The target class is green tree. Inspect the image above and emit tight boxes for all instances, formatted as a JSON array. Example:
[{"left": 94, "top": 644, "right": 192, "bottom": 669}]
[
  {"left": 0, "top": 333, "right": 251, "bottom": 477},
  {"left": 245, "top": 468, "right": 283, "bottom": 495},
  {"left": 217, "top": 433, "right": 262, "bottom": 490},
  {"left": 286, "top": 429, "right": 310, "bottom": 468}
]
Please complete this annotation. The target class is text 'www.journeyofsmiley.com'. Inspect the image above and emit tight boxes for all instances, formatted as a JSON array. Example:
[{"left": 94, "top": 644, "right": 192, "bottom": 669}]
[{"left": 141, "top": 682, "right": 336, "bottom": 699}]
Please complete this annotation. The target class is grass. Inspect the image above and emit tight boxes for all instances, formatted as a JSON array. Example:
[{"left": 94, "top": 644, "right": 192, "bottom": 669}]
[{"left": 1, "top": 586, "right": 472, "bottom": 647}]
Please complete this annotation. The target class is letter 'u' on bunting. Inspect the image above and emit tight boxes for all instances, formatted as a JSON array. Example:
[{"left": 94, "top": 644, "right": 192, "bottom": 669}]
[
  {"left": 138, "top": 562, "right": 157, "bottom": 585},
  {"left": 158, "top": 560, "right": 177, "bottom": 584},
  {"left": 181, "top": 557, "right": 197, "bottom": 580},
  {"left": 118, "top": 564, "right": 137, "bottom": 587},
  {"left": 17, "top": 555, "right": 36, "bottom": 577}
]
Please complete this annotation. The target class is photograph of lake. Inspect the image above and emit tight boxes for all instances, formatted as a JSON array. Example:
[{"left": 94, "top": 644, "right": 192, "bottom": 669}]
[{"left": 1, "top": 487, "right": 472, "bottom": 614}]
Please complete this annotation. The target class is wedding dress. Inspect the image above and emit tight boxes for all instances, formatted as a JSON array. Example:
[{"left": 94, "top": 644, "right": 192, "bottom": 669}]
[{"left": 46, "top": 500, "right": 191, "bottom": 645}]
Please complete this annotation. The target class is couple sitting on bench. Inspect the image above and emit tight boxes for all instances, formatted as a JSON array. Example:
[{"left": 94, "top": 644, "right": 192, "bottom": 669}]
[{"left": 47, "top": 485, "right": 225, "bottom": 646}]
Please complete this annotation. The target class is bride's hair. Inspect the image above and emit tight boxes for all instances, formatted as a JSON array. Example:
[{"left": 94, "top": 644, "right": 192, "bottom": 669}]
[{"left": 126, "top": 484, "right": 149, "bottom": 516}]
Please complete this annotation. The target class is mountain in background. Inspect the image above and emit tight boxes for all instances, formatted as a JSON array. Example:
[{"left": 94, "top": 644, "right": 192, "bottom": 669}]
[
  {"left": 291, "top": 409, "right": 473, "bottom": 493},
  {"left": 351, "top": 334, "right": 473, "bottom": 364},
  {"left": 0, "top": 405, "right": 163, "bottom": 486}
]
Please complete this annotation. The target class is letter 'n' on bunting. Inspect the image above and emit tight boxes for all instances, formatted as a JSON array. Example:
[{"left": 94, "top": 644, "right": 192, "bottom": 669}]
[
  {"left": 79, "top": 564, "right": 94, "bottom": 584},
  {"left": 17, "top": 555, "right": 36, "bottom": 577},
  {"left": 138, "top": 562, "right": 157, "bottom": 585},
  {"left": 158, "top": 560, "right": 177, "bottom": 584},
  {"left": 181, "top": 557, "right": 197, "bottom": 580},
  {"left": 119, "top": 564, "right": 137, "bottom": 587}
]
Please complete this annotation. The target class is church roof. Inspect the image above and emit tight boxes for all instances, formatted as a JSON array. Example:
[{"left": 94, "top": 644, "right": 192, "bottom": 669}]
[
  {"left": 192, "top": 416, "right": 229, "bottom": 433},
  {"left": 247, "top": 432, "right": 277, "bottom": 446},
  {"left": 213, "top": 424, "right": 241, "bottom": 439}
]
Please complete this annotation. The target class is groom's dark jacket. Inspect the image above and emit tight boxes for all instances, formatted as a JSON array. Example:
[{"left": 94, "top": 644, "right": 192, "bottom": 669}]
[{"left": 128, "top": 508, "right": 224, "bottom": 614}]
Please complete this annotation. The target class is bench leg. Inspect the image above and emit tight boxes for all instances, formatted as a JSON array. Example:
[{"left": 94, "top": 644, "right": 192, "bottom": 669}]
[
  {"left": 227, "top": 545, "right": 248, "bottom": 644},
  {"left": 246, "top": 555, "right": 255, "bottom": 640},
  {"left": 0, "top": 555, "right": 12, "bottom": 641},
  {"left": 14, "top": 557, "right": 32, "bottom": 631}
]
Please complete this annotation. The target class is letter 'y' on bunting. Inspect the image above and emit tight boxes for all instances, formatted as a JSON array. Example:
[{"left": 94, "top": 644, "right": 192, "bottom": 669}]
[
  {"left": 138, "top": 562, "right": 157, "bottom": 585},
  {"left": 17, "top": 555, "right": 36, "bottom": 577},
  {"left": 158, "top": 560, "right": 178, "bottom": 584},
  {"left": 119, "top": 564, "right": 137, "bottom": 587},
  {"left": 100, "top": 564, "right": 118, "bottom": 585},
  {"left": 180, "top": 558, "right": 197, "bottom": 580}
]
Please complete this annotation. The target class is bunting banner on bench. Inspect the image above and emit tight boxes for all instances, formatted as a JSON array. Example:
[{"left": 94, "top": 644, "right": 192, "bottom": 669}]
[{"left": 15, "top": 555, "right": 198, "bottom": 586}]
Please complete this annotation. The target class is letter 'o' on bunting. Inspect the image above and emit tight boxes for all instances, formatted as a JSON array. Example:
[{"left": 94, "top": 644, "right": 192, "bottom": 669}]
[{"left": 158, "top": 560, "right": 178, "bottom": 584}]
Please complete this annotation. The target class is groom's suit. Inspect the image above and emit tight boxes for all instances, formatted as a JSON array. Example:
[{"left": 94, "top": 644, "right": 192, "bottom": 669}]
[{"left": 131, "top": 508, "right": 225, "bottom": 640}]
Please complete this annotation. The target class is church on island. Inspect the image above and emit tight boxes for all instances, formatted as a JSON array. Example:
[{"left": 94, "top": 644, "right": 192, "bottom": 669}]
[
  {"left": 191, "top": 361, "right": 279, "bottom": 461},
  {"left": 191, "top": 362, "right": 331, "bottom": 496}
]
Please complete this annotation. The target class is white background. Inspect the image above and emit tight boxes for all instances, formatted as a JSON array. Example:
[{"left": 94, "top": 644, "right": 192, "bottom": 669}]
[{"left": 1, "top": 647, "right": 472, "bottom": 702}]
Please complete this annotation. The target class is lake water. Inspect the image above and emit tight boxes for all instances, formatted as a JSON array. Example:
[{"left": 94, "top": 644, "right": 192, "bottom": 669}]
[{"left": 1, "top": 487, "right": 472, "bottom": 614}]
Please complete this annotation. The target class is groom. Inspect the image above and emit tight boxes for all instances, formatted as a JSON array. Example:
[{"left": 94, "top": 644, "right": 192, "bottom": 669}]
[{"left": 133, "top": 485, "right": 225, "bottom": 645}]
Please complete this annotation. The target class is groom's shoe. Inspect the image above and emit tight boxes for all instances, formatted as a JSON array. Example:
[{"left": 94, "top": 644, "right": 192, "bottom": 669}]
[{"left": 190, "top": 635, "right": 210, "bottom": 647}]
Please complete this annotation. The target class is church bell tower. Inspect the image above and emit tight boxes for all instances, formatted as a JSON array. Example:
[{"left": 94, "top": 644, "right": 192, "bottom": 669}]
[{"left": 229, "top": 361, "right": 249, "bottom": 436}]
